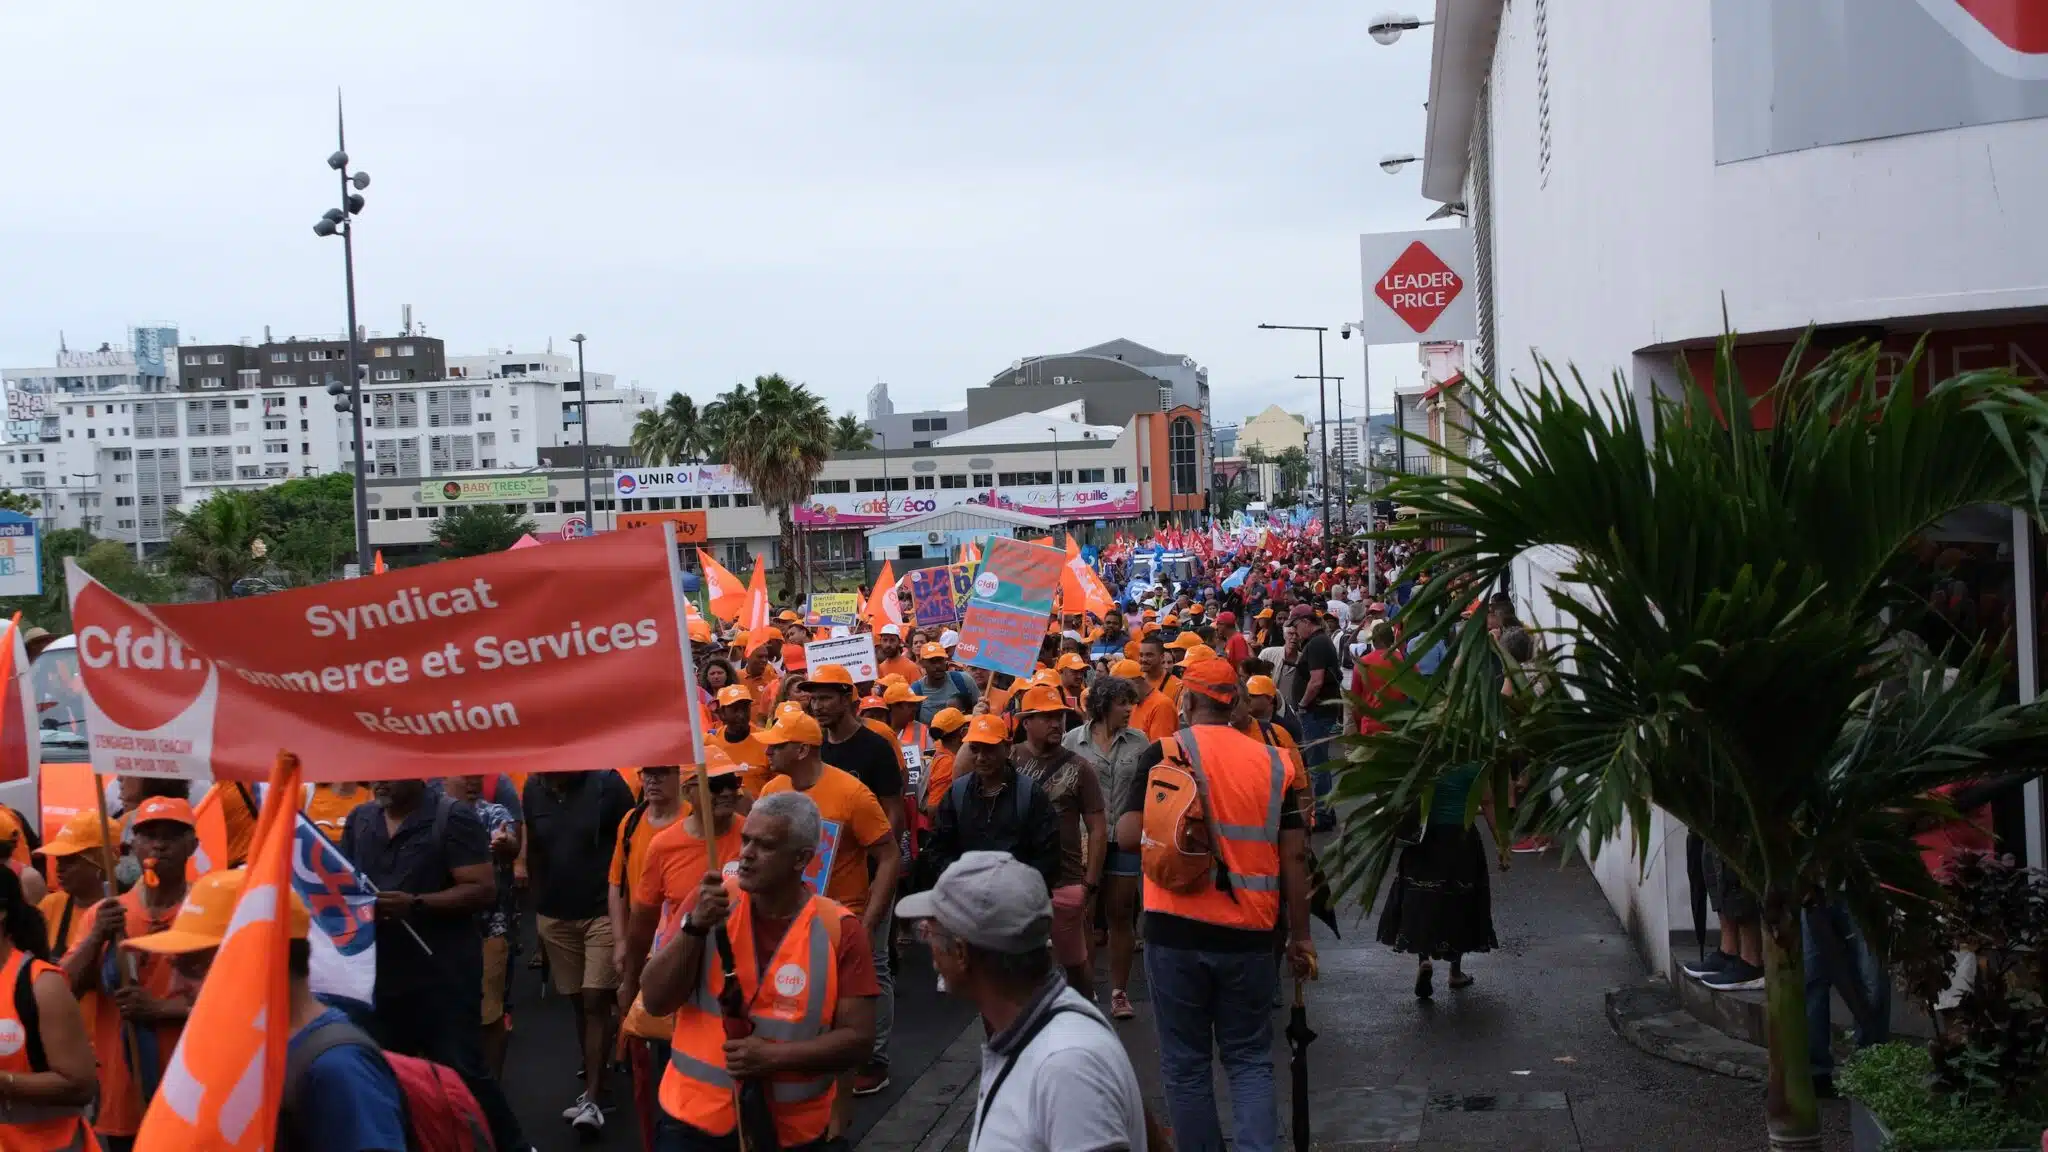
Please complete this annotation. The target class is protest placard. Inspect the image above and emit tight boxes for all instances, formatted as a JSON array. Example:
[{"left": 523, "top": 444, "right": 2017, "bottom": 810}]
[
  {"left": 805, "top": 592, "right": 860, "bottom": 629},
  {"left": 954, "top": 537, "right": 1063, "bottom": 678},
  {"left": 804, "top": 633, "right": 879, "bottom": 682},
  {"left": 67, "top": 525, "right": 705, "bottom": 783},
  {"left": 907, "top": 566, "right": 961, "bottom": 627}
]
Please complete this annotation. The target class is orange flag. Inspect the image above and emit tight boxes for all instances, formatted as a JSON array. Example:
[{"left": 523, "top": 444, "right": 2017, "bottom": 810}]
[
  {"left": 696, "top": 549, "right": 749, "bottom": 622},
  {"left": 866, "top": 560, "right": 903, "bottom": 630},
  {"left": 134, "top": 752, "right": 300, "bottom": 1152},
  {"left": 188, "top": 787, "right": 232, "bottom": 879},
  {"left": 962, "top": 539, "right": 983, "bottom": 568},
  {"left": 371, "top": 550, "right": 387, "bottom": 575},
  {"left": 740, "top": 555, "right": 769, "bottom": 632},
  {"left": 1061, "top": 537, "right": 1115, "bottom": 618},
  {"left": 0, "top": 612, "right": 33, "bottom": 785}
]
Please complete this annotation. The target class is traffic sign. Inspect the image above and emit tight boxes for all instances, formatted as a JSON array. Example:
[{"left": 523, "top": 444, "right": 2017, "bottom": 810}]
[{"left": 1355, "top": 229, "right": 1477, "bottom": 344}]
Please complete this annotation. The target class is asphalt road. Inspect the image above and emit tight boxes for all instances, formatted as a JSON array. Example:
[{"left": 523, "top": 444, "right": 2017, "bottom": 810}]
[{"left": 498, "top": 917, "right": 979, "bottom": 1152}]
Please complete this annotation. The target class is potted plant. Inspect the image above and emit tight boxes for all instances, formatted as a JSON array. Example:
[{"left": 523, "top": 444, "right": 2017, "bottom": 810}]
[{"left": 1837, "top": 851, "right": 2047, "bottom": 1151}]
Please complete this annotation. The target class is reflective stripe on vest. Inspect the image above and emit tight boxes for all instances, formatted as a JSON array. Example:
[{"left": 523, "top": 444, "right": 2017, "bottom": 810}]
[
  {"left": 660, "top": 891, "right": 842, "bottom": 1144},
  {"left": 1179, "top": 729, "right": 1286, "bottom": 892}
]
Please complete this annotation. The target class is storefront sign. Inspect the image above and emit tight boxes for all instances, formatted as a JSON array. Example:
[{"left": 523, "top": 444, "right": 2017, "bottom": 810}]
[
  {"left": 616, "top": 510, "right": 710, "bottom": 542},
  {"left": 804, "top": 634, "right": 878, "bottom": 682},
  {"left": 1355, "top": 230, "right": 1477, "bottom": 344},
  {"left": 419, "top": 475, "right": 554, "bottom": 505},
  {"left": 612, "top": 465, "right": 747, "bottom": 499},
  {"left": 66, "top": 527, "right": 703, "bottom": 782},
  {"left": 793, "top": 484, "right": 1141, "bottom": 527},
  {"left": 954, "top": 538, "right": 1062, "bottom": 678},
  {"left": 0, "top": 513, "right": 41, "bottom": 598}
]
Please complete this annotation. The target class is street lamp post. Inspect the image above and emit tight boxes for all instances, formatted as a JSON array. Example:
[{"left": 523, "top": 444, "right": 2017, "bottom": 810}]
[
  {"left": 313, "top": 93, "right": 373, "bottom": 572},
  {"left": 1259, "top": 323, "right": 1333, "bottom": 556},
  {"left": 1050, "top": 426, "right": 1062, "bottom": 518},
  {"left": 1341, "top": 321, "right": 1379, "bottom": 593},
  {"left": 1295, "top": 374, "right": 1346, "bottom": 534},
  {"left": 573, "top": 334, "right": 590, "bottom": 535}
]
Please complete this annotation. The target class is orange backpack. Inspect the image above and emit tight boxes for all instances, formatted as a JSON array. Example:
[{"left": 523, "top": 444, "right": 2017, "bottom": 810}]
[{"left": 1139, "top": 732, "right": 1229, "bottom": 896}]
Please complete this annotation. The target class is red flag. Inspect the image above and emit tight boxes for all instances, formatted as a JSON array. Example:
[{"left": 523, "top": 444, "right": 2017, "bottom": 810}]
[{"left": 134, "top": 752, "right": 301, "bottom": 1152}]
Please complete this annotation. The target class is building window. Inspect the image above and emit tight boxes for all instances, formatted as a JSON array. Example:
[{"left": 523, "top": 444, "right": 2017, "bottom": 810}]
[
  {"left": 372, "top": 346, "right": 392, "bottom": 359},
  {"left": 914, "top": 476, "right": 935, "bottom": 490},
  {"left": 814, "top": 479, "right": 851, "bottom": 493},
  {"left": 913, "top": 441, "right": 932, "bottom": 448},
  {"left": 375, "top": 369, "right": 400, "bottom": 382},
  {"left": 972, "top": 473, "right": 993, "bottom": 488},
  {"left": 1169, "top": 416, "right": 1198, "bottom": 494},
  {"left": 1058, "top": 471, "right": 1073, "bottom": 485},
  {"left": 680, "top": 496, "right": 704, "bottom": 510},
  {"left": 708, "top": 494, "right": 731, "bottom": 508},
  {"left": 205, "top": 353, "right": 224, "bottom": 365},
  {"left": 896, "top": 544, "right": 924, "bottom": 560},
  {"left": 734, "top": 493, "right": 752, "bottom": 507},
  {"left": 398, "top": 344, "right": 416, "bottom": 357},
  {"left": 911, "top": 418, "right": 929, "bottom": 432},
  {"left": 930, "top": 417, "right": 948, "bottom": 431},
  {"left": 183, "top": 354, "right": 199, "bottom": 366},
  {"left": 1078, "top": 468, "right": 1105, "bottom": 483},
  {"left": 939, "top": 474, "right": 968, "bottom": 489}
]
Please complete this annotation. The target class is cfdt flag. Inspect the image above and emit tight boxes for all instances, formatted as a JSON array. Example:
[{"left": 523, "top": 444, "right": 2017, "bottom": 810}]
[{"left": 289, "top": 811, "right": 377, "bottom": 1008}]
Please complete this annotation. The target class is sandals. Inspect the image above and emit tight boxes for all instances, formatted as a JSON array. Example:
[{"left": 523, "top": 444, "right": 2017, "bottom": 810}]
[{"left": 1414, "top": 961, "right": 1434, "bottom": 999}]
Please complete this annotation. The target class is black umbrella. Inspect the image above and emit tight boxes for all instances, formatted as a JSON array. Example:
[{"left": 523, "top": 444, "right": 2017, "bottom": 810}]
[
  {"left": 1286, "top": 978, "right": 1317, "bottom": 1152},
  {"left": 1686, "top": 831, "right": 1707, "bottom": 964},
  {"left": 1305, "top": 842, "right": 1343, "bottom": 938}
]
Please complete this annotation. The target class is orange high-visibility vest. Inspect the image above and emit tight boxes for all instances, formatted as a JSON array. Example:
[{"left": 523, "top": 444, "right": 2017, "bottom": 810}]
[
  {"left": 659, "top": 889, "right": 848, "bottom": 1146},
  {"left": 1143, "top": 725, "right": 1288, "bottom": 931},
  {"left": 0, "top": 950, "right": 98, "bottom": 1152}
]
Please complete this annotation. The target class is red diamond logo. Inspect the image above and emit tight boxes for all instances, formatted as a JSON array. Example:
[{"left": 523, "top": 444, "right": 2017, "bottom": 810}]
[
  {"left": 1914, "top": 0, "right": 2048, "bottom": 75},
  {"left": 1374, "top": 241, "right": 1464, "bottom": 335}
]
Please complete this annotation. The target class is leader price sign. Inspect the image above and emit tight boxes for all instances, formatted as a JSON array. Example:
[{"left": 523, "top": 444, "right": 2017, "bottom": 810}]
[{"left": 1355, "top": 229, "right": 1477, "bottom": 345}]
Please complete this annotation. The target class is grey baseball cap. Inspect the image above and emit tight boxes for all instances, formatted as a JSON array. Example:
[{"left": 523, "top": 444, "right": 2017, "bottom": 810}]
[{"left": 895, "top": 851, "right": 1051, "bottom": 953}]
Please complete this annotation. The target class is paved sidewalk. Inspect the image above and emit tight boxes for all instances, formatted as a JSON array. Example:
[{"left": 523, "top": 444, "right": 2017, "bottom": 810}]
[{"left": 873, "top": 848, "right": 1858, "bottom": 1150}]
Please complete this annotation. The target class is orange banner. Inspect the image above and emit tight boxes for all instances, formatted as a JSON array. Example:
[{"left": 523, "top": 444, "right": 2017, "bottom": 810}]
[
  {"left": 68, "top": 526, "right": 706, "bottom": 783},
  {"left": 619, "top": 509, "right": 709, "bottom": 543}
]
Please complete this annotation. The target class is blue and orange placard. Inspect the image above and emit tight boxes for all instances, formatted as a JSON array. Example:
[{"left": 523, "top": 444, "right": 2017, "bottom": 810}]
[
  {"left": 908, "top": 566, "right": 962, "bottom": 627},
  {"left": 954, "top": 537, "right": 1063, "bottom": 678}
]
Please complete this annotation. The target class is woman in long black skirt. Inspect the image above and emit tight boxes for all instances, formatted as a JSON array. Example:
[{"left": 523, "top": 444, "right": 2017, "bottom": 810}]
[{"left": 1376, "top": 761, "right": 1502, "bottom": 998}]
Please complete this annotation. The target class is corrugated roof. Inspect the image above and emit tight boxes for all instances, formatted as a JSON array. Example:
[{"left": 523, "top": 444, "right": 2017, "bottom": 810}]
[{"left": 864, "top": 504, "right": 1061, "bottom": 538}]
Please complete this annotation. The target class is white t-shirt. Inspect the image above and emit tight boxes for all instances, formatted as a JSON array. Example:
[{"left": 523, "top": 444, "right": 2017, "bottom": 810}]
[{"left": 971, "top": 988, "right": 1146, "bottom": 1152}]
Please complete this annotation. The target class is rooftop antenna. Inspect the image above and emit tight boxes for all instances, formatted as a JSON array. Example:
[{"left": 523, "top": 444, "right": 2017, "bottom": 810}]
[{"left": 57, "top": 331, "right": 66, "bottom": 354}]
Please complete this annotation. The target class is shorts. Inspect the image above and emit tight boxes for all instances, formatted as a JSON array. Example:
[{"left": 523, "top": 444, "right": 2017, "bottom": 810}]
[
  {"left": 1105, "top": 848, "right": 1142, "bottom": 878},
  {"left": 481, "top": 935, "right": 509, "bottom": 1025},
  {"left": 537, "top": 914, "right": 620, "bottom": 994},
  {"left": 1050, "top": 885, "right": 1089, "bottom": 969},
  {"left": 1702, "top": 848, "right": 1758, "bottom": 922}
]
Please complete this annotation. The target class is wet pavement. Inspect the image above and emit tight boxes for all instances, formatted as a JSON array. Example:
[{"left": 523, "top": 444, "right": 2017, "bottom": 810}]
[{"left": 882, "top": 846, "right": 1859, "bottom": 1151}]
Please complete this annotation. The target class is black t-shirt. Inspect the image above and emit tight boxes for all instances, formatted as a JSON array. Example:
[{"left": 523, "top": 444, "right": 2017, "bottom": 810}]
[
  {"left": 1120, "top": 734, "right": 1308, "bottom": 953},
  {"left": 1295, "top": 630, "right": 1344, "bottom": 713},
  {"left": 823, "top": 724, "right": 904, "bottom": 802},
  {"left": 522, "top": 771, "right": 637, "bottom": 920},
  {"left": 341, "top": 796, "right": 489, "bottom": 995}
]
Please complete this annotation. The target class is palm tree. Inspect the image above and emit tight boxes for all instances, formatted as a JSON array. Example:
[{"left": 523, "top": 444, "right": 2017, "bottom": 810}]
[
  {"left": 632, "top": 393, "right": 710, "bottom": 466},
  {"left": 434, "top": 505, "right": 538, "bottom": 558},
  {"left": 717, "top": 374, "right": 833, "bottom": 599},
  {"left": 831, "top": 413, "right": 874, "bottom": 452},
  {"left": 700, "top": 383, "right": 752, "bottom": 464},
  {"left": 1339, "top": 336, "right": 2048, "bottom": 1148},
  {"left": 166, "top": 490, "right": 265, "bottom": 600},
  {"left": 1272, "top": 446, "right": 1311, "bottom": 495}
]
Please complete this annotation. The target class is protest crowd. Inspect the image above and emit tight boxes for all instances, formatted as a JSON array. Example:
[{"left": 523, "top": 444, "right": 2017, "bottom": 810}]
[{"left": 0, "top": 515, "right": 1468, "bottom": 1152}]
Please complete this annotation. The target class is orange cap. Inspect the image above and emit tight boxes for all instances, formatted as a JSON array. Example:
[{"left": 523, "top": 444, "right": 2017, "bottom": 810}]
[
  {"left": 715, "top": 684, "right": 755, "bottom": 707},
  {"left": 130, "top": 796, "right": 196, "bottom": 829},
  {"left": 1187, "top": 604, "right": 1205, "bottom": 615},
  {"left": 1245, "top": 675, "right": 1279, "bottom": 698},
  {"left": 1181, "top": 658, "right": 1240, "bottom": 703},
  {"left": 1162, "top": 615, "right": 1180, "bottom": 626},
  {"left": 963, "top": 715, "right": 1012, "bottom": 745},
  {"left": 758, "top": 710, "right": 824, "bottom": 746},
  {"left": 1167, "top": 632, "right": 1203, "bottom": 650},
  {"left": 883, "top": 682, "right": 926, "bottom": 705},
  {"left": 36, "top": 810, "right": 109, "bottom": 858},
  {"left": 1055, "top": 653, "right": 1089, "bottom": 672},
  {"left": 127, "top": 869, "right": 311, "bottom": 954},
  {"left": 777, "top": 609, "right": 802, "bottom": 623},
  {"left": 1142, "top": 609, "right": 1157, "bottom": 619},
  {"left": 802, "top": 664, "right": 855, "bottom": 690},
  {"left": 697, "top": 745, "right": 744, "bottom": 779},
  {"left": 859, "top": 694, "right": 888, "bottom": 712},
  {"left": 1256, "top": 607, "right": 1275, "bottom": 619},
  {"left": 929, "top": 707, "right": 970, "bottom": 736},
  {"left": 1029, "top": 668, "right": 1060, "bottom": 688},
  {"left": 879, "top": 673, "right": 909, "bottom": 689},
  {"left": 1016, "top": 685, "right": 1071, "bottom": 716},
  {"left": 1110, "top": 659, "right": 1143, "bottom": 678},
  {"left": 919, "top": 642, "right": 951, "bottom": 660},
  {"left": 1185, "top": 644, "right": 1218, "bottom": 663}
]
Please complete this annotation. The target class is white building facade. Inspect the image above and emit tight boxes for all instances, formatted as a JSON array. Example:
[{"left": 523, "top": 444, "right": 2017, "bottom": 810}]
[{"left": 1420, "top": 0, "right": 2048, "bottom": 974}]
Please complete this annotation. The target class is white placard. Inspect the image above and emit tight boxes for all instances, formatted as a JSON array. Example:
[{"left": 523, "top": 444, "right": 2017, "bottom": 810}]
[{"left": 805, "top": 634, "right": 879, "bottom": 683}]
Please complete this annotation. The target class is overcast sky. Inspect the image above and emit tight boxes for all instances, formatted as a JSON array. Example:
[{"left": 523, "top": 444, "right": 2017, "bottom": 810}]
[{"left": 0, "top": 3, "right": 1443, "bottom": 428}]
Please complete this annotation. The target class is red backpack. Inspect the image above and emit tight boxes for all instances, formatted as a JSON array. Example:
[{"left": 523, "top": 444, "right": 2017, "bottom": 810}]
[{"left": 282, "top": 1017, "right": 496, "bottom": 1152}]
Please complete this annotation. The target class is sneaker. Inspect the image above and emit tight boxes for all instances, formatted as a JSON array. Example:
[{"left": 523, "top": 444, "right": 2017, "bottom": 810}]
[
  {"left": 560, "top": 1092, "right": 590, "bottom": 1122},
  {"left": 1700, "top": 959, "right": 1767, "bottom": 991},
  {"left": 853, "top": 1066, "right": 890, "bottom": 1096},
  {"left": 1681, "top": 950, "right": 1735, "bottom": 979},
  {"left": 1110, "top": 989, "right": 1136, "bottom": 1020},
  {"left": 1511, "top": 837, "right": 1550, "bottom": 854},
  {"left": 570, "top": 1098, "right": 604, "bottom": 1137}
]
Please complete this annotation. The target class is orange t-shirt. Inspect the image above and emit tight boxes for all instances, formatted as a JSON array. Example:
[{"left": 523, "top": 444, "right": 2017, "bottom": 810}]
[
  {"left": 206, "top": 781, "right": 259, "bottom": 867},
  {"left": 758, "top": 765, "right": 892, "bottom": 915},
  {"left": 707, "top": 727, "right": 773, "bottom": 797},
  {"left": 303, "top": 783, "right": 366, "bottom": 845},
  {"left": 1237, "top": 717, "right": 1305, "bottom": 778},
  {"left": 923, "top": 747, "right": 958, "bottom": 815},
  {"left": 1133, "top": 689, "right": 1180, "bottom": 741},
  {"left": 1148, "top": 671, "right": 1183, "bottom": 705},
  {"left": 624, "top": 815, "right": 746, "bottom": 1040},
  {"left": 95, "top": 888, "right": 189, "bottom": 1136},
  {"left": 609, "top": 805, "right": 685, "bottom": 897},
  {"left": 877, "top": 654, "right": 922, "bottom": 685},
  {"left": 742, "top": 670, "right": 781, "bottom": 723}
]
